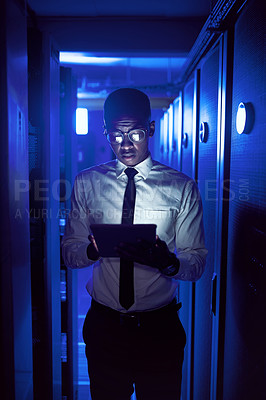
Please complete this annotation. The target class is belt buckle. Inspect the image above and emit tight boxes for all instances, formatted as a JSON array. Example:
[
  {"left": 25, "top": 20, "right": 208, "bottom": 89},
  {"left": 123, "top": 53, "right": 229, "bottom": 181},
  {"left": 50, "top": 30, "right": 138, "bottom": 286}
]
[{"left": 120, "top": 312, "right": 140, "bottom": 326}]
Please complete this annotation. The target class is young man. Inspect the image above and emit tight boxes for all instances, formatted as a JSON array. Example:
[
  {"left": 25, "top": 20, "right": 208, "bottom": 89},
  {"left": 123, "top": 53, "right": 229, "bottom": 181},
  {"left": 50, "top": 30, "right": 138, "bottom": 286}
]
[{"left": 62, "top": 88, "right": 207, "bottom": 400}]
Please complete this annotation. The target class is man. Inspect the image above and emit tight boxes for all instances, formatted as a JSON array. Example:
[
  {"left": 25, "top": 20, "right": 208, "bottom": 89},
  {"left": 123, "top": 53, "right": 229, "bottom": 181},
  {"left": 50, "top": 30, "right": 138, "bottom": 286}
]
[{"left": 62, "top": 88, "right": 207, "bottom": 400}]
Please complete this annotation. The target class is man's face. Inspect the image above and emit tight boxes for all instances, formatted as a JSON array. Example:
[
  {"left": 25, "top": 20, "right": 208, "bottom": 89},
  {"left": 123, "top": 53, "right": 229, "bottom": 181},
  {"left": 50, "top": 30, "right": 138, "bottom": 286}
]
[{"left": 106, "top": 116, "right": 155, "bottom": 167}]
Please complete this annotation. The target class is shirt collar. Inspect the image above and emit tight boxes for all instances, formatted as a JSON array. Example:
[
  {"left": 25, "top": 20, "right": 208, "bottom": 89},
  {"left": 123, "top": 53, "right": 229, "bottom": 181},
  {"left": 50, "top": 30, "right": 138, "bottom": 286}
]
[{"left": 116, "top": 153, "right": 153, "bottom": 180}]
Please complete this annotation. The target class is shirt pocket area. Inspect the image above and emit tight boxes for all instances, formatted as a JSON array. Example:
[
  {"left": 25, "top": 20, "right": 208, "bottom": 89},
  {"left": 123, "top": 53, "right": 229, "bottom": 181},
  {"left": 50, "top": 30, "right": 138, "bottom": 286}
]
[{"left": 134, "top": 208, "right": 176, "bottom": 239}]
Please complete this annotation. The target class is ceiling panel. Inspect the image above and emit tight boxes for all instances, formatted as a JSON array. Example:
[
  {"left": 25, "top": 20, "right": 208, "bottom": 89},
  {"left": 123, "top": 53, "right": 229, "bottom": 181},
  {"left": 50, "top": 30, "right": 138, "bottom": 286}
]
[
  {"left": 28, "top": 0, "right": 210, "bottom": 17},
  {"left": 27, "top": 0, "right": 211, "bottom": 104},
  {"left": 61, "top": 54, "right": 185, "bottom": 101}
]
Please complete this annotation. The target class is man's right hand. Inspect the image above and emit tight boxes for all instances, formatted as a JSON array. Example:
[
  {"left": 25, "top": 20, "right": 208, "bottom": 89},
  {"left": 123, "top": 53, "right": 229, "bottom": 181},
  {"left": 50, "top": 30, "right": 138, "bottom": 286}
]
[{"left": 87, "top": 235, "right": 100, "bottom": 261}]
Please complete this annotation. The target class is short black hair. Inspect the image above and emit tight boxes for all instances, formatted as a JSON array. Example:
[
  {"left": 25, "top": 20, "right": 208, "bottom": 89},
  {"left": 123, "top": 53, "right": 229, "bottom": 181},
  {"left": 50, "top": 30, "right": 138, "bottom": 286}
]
[{"left": 104, "top": 88, "right": 151, "bottom": 126}]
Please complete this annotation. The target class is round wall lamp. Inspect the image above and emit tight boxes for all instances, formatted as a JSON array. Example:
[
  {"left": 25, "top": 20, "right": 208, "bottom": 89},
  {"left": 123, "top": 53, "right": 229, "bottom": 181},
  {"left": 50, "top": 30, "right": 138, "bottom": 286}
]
[
  {"left": 199, "top": 122, "right": 209, "bottom": 143},
  {"left": 236, "top": 102, "right": 254, "bottom": 134}
]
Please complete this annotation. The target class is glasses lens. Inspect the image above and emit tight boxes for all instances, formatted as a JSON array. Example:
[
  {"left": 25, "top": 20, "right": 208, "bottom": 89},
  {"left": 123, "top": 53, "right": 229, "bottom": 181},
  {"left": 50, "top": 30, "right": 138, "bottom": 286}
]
[
  {"left": 106, "top": 129, "right": 146, "bottom": 144},
  {"left": 129, "top": 129, "right": 146, "bottom": 143},
  {"left": 106, "top": 132, "right": 123, "bottom": 144}
]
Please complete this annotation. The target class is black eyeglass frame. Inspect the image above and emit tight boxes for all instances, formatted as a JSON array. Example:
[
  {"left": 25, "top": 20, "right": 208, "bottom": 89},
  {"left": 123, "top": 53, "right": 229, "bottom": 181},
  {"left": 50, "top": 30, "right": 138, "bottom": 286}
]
[{"left": 103, "top": 127, "right": 148, "bottom": 144}]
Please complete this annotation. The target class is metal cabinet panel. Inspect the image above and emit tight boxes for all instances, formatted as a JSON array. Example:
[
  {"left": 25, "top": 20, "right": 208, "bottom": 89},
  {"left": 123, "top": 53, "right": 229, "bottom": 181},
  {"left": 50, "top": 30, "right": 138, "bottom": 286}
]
[
  {"left": 194, "top": 44, "right": 220, "bottom": 400},
  {"left": 60, "top": 66, "right": 79, "bottom": 400},
  {"left": 223, "top": 1, "right": 266, "bottom": 398},
  {"left": 168, "top": 104, "right": 174, "bottom": 166},
  {"left": 172, "top": 95, "right": 182, "bottom": 171},
  {"left": 181, "top": 79, "right": 194, "bottom": 179},
  {"left": 0, "top": 1, "right": 33, "bottom": 398},
  {"left": 163, "top": 110, "right": 169, "bottom": 165},
  {"left": 179, "top": 77, "right": 196, "bottom": 400}
]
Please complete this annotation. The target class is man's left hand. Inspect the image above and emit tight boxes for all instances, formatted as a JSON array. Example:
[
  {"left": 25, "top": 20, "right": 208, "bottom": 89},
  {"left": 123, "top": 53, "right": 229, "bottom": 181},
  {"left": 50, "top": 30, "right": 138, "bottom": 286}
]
[{"left": 115, "top": 235, "right": 178, "bottom": 273}]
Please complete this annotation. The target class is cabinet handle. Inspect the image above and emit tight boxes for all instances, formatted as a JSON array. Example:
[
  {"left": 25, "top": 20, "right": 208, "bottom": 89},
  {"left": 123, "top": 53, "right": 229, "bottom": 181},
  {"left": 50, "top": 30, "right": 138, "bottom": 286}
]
[
  {"left": 182, "top": 132, "right": 188, "bottom": 148},
  {"left": 200, "top": 122, "right": 209, "bottom": 143}
]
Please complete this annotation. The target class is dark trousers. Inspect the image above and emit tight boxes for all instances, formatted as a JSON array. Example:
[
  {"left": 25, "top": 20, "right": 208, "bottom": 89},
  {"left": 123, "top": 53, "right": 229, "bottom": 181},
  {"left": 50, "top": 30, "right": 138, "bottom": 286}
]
[{"left": 83, "top": 300, "right": 186, "bottom": 400}]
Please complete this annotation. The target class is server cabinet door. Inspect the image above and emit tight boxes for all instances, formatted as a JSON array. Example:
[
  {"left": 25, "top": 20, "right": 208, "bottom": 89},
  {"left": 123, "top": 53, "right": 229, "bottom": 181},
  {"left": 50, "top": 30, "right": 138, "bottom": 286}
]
[
  {"left": 182, "top": 79, "right": 194, "bottom": 179},
  {"left": 222, "top": 1, "right": 266, "bottom": 399},
  {"left": 28, "top": 29, "right": 64, "bottom": 400},
  {"left": 42, "top": 34, "right": 62, "bottom": 399},
  {"left": 159, "top": 116, "right": 165, "bottom": 163},
  {"left": 60, "top": 66, "right": 78, "bottom": 400},
  {"left": 1, "top": 1, "right": 33, "bottom": 398},
  {"left": 167, "top": 104, "right": 174, "bottom": 166},
  {"left": 163, "top": 110, "right": 169, "bottom": 165},
  {"left": 179, "top": 77, "right": 196, "bottom": 400},
  {"left": 193, "top": 43, "right": 220, "bottom": 400},
  {"left": 172, "top": 95, "right": 182, "bottom": 171}
]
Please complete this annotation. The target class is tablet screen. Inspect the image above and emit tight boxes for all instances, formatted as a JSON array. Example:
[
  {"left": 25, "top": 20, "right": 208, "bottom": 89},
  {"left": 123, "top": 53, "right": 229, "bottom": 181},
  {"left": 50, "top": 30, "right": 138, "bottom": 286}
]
[{"left": 90, "top": 224, "right": 157, "bottom": 257}]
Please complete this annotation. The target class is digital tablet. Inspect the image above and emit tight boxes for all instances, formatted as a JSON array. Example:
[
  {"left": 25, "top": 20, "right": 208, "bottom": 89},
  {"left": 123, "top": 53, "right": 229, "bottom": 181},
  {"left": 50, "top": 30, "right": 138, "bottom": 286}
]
[{"left": 90, "top": 224, "right": 157, "bottom": 257}]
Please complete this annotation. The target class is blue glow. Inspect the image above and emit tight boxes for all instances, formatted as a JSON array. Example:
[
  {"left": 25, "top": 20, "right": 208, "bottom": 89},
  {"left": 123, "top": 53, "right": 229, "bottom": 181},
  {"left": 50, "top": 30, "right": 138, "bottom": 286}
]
[
  {"left": 59, "top": 52, "right": 186, "bottom": 69},
  {"left": 76, "top": 108, "right": 88, "bottom": 135},
  {"left": 60, "top": 52, "right": 123, "bottom": 65},
  {"left": 77, "top": 91, "right": 107, "bottom": 99},
  {"left": 59, "top": 218, "right": 66, "bottom": 227}
]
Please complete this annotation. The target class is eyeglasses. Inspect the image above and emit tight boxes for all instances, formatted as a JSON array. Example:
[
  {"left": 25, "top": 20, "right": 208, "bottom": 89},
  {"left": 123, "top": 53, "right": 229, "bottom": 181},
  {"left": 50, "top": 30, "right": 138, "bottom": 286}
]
[{"left": 104, "top": 128, "right": 147, "bottom": 144}]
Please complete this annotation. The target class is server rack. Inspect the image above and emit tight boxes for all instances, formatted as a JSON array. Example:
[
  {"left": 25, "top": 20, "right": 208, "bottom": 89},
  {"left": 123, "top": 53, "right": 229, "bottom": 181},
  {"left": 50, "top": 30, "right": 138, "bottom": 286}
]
[{"left": 159, "top": 2, "right": 266, "bottom": 399}]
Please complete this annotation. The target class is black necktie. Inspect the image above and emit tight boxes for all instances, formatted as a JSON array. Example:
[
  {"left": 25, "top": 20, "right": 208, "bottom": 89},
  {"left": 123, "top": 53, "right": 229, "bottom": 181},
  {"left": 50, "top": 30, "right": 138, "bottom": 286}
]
[{"left": 119, "top": 168, "right": 138, "bottom": 309}]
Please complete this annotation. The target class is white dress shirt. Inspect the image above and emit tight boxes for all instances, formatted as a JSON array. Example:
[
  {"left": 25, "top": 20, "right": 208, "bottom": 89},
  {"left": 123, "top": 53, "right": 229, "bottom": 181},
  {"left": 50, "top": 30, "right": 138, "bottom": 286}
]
[{"left": 61, "top": 154, "right": 207, "bottom": 312}]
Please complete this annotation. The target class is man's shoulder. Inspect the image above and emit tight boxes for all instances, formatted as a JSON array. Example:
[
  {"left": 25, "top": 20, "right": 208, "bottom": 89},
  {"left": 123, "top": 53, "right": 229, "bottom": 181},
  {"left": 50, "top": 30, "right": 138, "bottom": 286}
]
[
  {"left": 76, "top": 160, "right": 116, "bottom": 180},
  {"left": 151, "top": 160, "right": 194, "bottom": 183}
]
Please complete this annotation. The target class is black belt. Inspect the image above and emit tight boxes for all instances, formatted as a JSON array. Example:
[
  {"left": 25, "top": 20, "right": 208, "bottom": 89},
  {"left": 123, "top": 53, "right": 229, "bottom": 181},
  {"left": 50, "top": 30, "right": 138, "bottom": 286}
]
[{"left": 91, "top": 298, "right": 182, "bottom": 326}]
